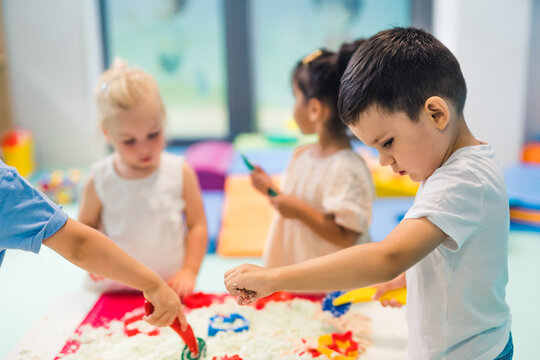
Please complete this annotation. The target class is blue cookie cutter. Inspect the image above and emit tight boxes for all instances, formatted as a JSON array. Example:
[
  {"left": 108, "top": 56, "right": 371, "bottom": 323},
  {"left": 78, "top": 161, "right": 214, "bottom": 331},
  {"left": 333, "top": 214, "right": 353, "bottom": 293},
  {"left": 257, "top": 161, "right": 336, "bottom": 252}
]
[
  {"left": 208, "top": 313, "right": 249, "bottom": 336},
  {"left": 322, "top": 291, "right": 351, "bottom": 317}
]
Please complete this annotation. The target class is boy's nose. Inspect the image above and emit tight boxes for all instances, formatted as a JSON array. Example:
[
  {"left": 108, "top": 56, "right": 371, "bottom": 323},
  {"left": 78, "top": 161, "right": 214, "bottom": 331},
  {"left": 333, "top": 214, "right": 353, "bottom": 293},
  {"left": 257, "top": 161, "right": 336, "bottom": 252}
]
[{"left": 378, "top": 153, "right": 394, "bottom": 167}]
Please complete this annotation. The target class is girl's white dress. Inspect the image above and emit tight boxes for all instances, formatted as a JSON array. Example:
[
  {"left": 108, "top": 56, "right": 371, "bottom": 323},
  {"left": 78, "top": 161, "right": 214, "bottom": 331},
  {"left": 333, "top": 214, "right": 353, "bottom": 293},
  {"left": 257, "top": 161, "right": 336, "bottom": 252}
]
[
  {"left": 263, "top": 145, "right": 374, "bottom": 267},
  {"left": 84, "top": 152, "right": 186, "bottom": 291}
]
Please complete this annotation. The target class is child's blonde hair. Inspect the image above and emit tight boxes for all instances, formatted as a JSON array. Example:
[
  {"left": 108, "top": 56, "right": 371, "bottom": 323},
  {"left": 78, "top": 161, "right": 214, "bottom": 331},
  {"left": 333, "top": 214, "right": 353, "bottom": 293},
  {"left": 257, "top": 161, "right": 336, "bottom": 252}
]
[{"left": 95, "top": 59, "right": 165, "bottom": 128}]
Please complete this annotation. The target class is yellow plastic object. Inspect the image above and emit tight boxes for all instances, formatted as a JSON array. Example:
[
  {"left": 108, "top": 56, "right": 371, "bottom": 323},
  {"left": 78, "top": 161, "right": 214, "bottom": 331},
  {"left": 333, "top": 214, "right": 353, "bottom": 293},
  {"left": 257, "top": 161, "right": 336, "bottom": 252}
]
[
  {"left": 356, "top": 147, "right": 418, "bottom": 197},
  {"left": 333, "top": 287, "right": 407, "bottom": 306},
  {"left": 1, "top": 128, "right": 36, "bottom": 178},
  {"left": 316, "top": 332, "right": 358, "bottom": 360},
  {"left": 373, "top": 168, "right": 419, "bottom": 197},
  {"left": 285, "top": 116, "right": 299, "bottom": 131}
]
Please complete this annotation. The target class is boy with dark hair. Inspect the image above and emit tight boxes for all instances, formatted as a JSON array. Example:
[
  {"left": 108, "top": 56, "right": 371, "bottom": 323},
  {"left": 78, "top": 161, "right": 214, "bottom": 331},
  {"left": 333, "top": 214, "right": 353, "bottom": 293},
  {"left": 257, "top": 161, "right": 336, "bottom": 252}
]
[{"left": 224, "top": 27, "right": 513, "bottom": 359}]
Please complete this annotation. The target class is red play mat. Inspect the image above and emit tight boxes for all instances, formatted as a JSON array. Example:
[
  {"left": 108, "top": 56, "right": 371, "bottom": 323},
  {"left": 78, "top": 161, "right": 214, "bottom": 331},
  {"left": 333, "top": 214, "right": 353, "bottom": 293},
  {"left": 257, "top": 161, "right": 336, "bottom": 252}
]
[
  {"left": 56, "top": 292, "right": 146, "bottom": 358},
  {"left": 55, "top": 291, "right": 324, "bottom": 358}
]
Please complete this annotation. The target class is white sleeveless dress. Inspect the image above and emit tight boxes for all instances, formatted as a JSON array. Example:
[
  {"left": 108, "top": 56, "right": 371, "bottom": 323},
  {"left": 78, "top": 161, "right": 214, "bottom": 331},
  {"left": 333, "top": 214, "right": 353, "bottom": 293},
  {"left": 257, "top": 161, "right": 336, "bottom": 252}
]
[{"left": 84, "top": 152, "right": 186, "bottom": 291}]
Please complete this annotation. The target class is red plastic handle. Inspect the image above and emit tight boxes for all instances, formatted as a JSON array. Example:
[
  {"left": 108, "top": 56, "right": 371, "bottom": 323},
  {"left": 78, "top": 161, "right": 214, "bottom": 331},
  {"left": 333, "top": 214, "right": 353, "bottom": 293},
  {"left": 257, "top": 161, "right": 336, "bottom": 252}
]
[{"left": 144, "top": 301, "right": 199, "bottom": 356}]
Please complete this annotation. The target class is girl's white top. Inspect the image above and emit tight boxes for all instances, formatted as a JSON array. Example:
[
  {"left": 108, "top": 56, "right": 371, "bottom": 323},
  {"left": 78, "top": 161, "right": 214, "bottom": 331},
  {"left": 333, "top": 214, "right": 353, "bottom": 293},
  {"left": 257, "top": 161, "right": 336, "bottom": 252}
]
[
  {"left": 264, "top": 145, "right": 374, "bottom": 267},
  {"left": 85, "top": 152, "right": 186, "bottom": 291},
  {"left": 404, "top": 144, "right": 511, "bottom": 360}
]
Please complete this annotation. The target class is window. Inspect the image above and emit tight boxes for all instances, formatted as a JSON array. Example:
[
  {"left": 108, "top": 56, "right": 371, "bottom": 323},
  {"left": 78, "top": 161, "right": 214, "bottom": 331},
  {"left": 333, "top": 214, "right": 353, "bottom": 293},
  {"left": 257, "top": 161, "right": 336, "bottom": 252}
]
[
  {"left": 101, "top": 0, "right": 228, "bottom": 140},
  {"left": 101, "top": 0, "right": 417, "bottom": 142},
  {"left": 251, "top": 0, "right": 412, "bottom": 133}
]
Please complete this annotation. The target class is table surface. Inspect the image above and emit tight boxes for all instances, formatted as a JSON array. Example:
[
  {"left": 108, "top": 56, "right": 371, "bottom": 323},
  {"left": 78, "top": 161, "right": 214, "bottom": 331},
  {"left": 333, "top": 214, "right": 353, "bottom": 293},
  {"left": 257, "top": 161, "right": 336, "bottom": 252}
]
[{"left": 1, "top": 209, "right": 539, "bottom": 359}]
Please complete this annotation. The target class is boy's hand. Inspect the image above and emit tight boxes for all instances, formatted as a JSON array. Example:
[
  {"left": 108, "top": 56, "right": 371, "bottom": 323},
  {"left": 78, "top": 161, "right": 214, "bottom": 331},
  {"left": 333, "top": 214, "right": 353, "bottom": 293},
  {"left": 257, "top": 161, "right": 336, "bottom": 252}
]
[
  {"left": 250, "top": 166, "right": 277, "bottom": 195},
  {"left": 143, "top": 281, "right": 187, "bottom": 328},
  {"left": 372, "top": 272, "right": 406, "bottom": 308},
  {"left": 270, "top": 194, "right": 302, "bottom": 219},
  {"left": 224, "top": 264, "right": 275, "bottom": 305},
  {"left": 167, "top": 268, "right": 196, "bottom": 298}
]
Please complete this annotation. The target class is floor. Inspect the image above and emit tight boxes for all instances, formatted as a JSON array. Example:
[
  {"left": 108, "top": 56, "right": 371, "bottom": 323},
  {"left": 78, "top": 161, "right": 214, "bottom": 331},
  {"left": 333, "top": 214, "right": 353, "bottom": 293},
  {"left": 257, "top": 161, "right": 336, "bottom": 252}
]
[{"left": 1, "top": 205, "right": 539, "bottom": 359}]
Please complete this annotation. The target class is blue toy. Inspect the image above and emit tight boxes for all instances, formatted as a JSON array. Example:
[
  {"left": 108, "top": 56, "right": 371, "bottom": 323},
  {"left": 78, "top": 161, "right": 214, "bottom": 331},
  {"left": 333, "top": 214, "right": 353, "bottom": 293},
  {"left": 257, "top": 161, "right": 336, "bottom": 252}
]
[
  {"left": 322, "top": 291, "right": 350, "bottom": 317},
  {"left": 208, "top": 313, "right": 249, "bottom": 336}
]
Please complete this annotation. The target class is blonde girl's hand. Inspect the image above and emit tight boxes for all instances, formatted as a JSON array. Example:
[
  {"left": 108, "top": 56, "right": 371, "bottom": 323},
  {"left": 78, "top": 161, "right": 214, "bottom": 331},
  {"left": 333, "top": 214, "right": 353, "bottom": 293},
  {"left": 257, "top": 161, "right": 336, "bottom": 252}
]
[
  {"left": 250, "top": 165, "right": 277, "bottom": 195},
  {"left": 372, "top": 272, "right": 407, "bottom": 308},
  {"left": 270, "top": 194, "right": 301, "bottom": 219},
  {"left": 167, "top": 268, "right": 196, "bottom": 298},
  {"left": 224, "top": 264, "right": 275, "bottom": 305},
  {"left": 143, "top": 281, "right": 187, "bottom": 329}
]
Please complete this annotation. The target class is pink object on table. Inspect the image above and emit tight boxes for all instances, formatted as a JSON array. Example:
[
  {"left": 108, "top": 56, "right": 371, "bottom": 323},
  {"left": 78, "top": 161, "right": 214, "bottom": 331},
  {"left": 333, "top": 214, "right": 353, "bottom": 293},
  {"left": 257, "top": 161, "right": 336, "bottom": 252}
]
[{"left": 185, "top": 141, "right": 234, "bottom": 190}]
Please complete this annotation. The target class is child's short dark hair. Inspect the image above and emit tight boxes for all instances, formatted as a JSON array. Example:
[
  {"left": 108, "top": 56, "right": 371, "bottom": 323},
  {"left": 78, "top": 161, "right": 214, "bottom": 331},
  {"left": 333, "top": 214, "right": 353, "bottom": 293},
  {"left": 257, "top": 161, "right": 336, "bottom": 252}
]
[
  {"left": 293, "top": 39, "right": 365, "bottom": 138},
  {"left": 339, "top": 27, "right": 467, "bottom": 125}
]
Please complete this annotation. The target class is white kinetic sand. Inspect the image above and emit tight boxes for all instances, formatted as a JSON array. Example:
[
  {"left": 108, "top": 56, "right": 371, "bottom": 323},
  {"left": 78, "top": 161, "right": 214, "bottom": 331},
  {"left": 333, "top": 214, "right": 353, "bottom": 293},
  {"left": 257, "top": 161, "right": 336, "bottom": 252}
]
[{"left": 59, "top": 297, "right": 407, "bottom": 360}]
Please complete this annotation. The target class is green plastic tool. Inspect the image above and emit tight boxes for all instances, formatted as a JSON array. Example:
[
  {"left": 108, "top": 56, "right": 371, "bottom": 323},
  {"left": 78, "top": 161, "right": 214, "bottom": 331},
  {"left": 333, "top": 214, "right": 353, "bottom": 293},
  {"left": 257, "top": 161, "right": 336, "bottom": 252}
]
[
  {"left": 241, "top": 153, "right": 255, "bottom": 171},
  {"left": 240, "top": 153, "right": 277, "bottom": 197}
]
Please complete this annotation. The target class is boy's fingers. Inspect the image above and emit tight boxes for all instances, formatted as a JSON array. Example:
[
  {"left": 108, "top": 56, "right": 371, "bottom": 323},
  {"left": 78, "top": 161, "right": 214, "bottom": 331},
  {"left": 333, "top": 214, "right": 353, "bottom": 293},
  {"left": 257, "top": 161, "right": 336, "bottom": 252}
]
[
  {"left": 228, "top": 284, "right": 244, "bottom": 297},
  {"left": 224, "top": 266, "right": 239, "bottom": 279},
  {"left": 238, "top": 294, "right": 256, "bottom": 305},
  {"left": 224, "top": 276, "right": 240, "bottom": 295},
  {"left": 227, "top": 287, "right": 240, "bottom": 296},
  {"left": 372, "top": 287, "right": 385, "bottom": 300},
  {"left": 223, "top": 270, "right": 236, "bottom": 285}
]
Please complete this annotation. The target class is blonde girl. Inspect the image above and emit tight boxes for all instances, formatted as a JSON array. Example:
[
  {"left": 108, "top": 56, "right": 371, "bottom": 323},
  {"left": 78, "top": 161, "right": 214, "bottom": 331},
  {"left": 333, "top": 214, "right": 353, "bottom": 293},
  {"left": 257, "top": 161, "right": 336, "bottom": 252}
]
[{"left": 79, "top": 60, "right": 207, "bottom": 297}]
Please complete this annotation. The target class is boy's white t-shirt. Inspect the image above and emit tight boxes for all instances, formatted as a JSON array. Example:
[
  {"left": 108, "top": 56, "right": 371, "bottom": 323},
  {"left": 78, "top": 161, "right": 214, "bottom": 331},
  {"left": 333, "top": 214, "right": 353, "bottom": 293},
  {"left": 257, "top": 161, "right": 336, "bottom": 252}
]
[{"left": 404, "top": 144, "right": 511, "bottom": 360}]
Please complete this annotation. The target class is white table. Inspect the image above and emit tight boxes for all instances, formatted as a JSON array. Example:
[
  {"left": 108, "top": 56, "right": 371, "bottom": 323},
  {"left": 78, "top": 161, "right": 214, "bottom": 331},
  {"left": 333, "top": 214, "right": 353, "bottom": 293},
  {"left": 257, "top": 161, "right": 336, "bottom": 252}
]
[
  {"left": 2, "top": 231, "right": 539, "bottom": 359},
  {"left": 0, "top": 247, "right": 260, "bottom": 360}
]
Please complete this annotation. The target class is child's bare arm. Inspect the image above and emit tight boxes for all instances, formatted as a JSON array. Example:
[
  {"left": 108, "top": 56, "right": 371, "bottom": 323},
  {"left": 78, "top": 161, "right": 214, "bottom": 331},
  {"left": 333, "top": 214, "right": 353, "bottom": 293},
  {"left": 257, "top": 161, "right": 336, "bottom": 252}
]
[
  {"left": 78, "top": 176, "right": 102, "bottom": 229},
  {"left": 167, "top": 163, "right": 207, "bottom": 297},
  {"left": 270, "top": 194, "right": 359, "bottom": 247},
  {"left": 225, "top": 217, "right": 445, "bottom": 302},
  {"left": 77, "top": 175, "right": 104, "bottom": 280},
  {"left": 43, "top": 218, "right": 186, "bottom": 327}
]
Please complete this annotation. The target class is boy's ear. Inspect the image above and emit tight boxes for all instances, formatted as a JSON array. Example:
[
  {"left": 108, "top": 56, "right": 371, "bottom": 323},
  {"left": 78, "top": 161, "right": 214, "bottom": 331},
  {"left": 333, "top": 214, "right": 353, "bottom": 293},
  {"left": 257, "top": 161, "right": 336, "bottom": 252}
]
[
  {"left": 307, "top": 98, "right": 323, "bottom": 122},
  {"left": 424, "top": 96, "right": 450, "bottom": 130}
]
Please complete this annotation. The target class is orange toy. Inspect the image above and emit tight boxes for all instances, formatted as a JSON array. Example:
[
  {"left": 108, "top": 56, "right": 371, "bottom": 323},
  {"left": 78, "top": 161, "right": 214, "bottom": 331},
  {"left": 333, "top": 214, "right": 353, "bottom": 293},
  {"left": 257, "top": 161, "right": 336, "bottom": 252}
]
[
  {"left": 521, "top": 142, "right": 540, "bottom": 164},
  {"left": 217, "top": 175, "right": 280, "bottom": 257}
]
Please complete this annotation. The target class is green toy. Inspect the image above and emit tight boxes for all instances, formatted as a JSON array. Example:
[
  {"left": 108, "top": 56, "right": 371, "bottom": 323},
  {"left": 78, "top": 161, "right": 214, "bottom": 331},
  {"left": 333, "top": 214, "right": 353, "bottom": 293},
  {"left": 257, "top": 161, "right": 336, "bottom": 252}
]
[{"left": 240, "top": 153, "right": 277, "bottom": 197}]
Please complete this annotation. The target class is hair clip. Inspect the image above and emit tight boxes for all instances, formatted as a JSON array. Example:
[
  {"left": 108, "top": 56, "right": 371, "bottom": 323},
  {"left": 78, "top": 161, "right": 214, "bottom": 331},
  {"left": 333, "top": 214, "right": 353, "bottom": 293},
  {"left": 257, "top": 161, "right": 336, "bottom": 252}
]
[{"left": 302, "top": 49, "right": 323, "bottom": 66}]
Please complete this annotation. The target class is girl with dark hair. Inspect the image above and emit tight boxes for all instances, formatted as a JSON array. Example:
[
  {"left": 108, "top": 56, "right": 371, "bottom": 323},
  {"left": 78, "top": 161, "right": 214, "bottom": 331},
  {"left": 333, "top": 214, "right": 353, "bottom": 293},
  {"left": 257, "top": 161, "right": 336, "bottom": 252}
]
[{"left": 250, "top": 40, "right": 374, "bottom": 267}]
